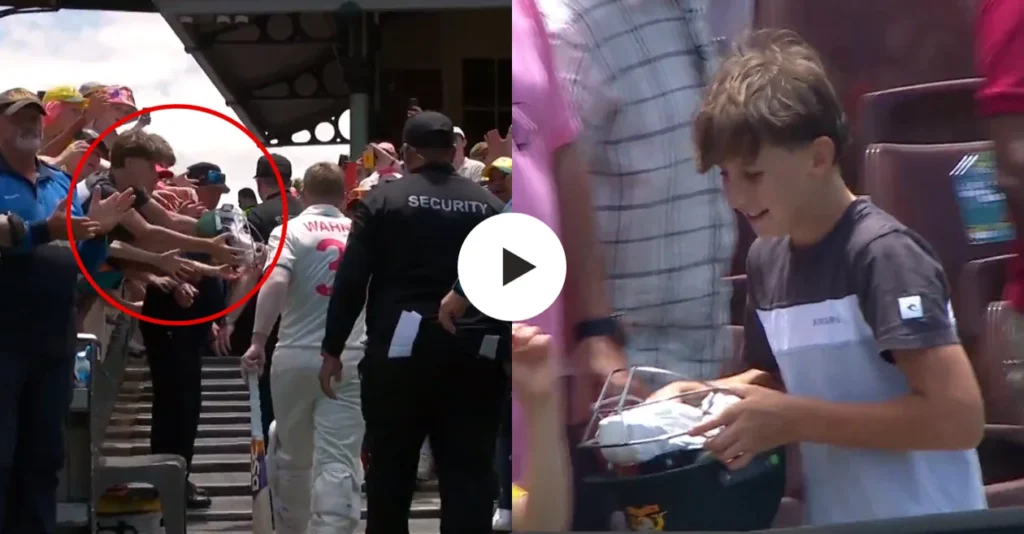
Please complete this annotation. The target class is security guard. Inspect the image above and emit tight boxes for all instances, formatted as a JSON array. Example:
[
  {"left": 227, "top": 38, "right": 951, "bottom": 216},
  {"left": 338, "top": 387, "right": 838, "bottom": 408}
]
[
  {"left": 221, "top": 153, "right": 304, "bottom": 438},
  {"left": 320, "top": 111, "right": 508, "bottom": 533}
]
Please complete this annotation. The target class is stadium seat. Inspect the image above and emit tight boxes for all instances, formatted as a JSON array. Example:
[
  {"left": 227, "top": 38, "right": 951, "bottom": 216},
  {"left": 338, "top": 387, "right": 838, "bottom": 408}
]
[
  {"left": 755, "top": 0, "right": 979, "bottom": 192},
  {"left": 974, "top": 302, "right": 1024, "bottom": 507},
  {"left": 859, "top": 79, "right": 984, "bottom": 147},
  {"left": 857, "top": 79, "right": 984, "bottom": 194},
  {"left": 960, "top": 254, "right": 1015, "bottom": 342},
  {"left": 862, "top": 142, "right": 1013, "bottom": 331}
]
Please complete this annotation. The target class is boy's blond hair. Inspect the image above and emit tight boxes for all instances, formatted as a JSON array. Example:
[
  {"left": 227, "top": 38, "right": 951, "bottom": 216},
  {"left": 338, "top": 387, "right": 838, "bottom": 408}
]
[{"left": 693, "top": 29, "right": 848, "bottom": 173}]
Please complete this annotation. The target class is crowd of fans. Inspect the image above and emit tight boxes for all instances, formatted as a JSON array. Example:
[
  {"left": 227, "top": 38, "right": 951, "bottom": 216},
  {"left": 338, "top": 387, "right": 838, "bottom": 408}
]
[{"left": 0, "top": 76, "right": 514, "bottom": 533}]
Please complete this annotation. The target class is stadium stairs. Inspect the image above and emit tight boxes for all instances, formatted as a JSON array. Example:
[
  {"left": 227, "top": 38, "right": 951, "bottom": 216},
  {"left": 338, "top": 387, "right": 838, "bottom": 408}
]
[{"left": 103, "top": 354, "right": 441, "bottom": 532}]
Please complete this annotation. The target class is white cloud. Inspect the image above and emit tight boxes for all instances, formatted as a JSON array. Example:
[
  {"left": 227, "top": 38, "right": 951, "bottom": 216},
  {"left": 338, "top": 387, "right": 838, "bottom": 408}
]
[{"left": 0, "top": 10, "right": 349, "bottom": 205}]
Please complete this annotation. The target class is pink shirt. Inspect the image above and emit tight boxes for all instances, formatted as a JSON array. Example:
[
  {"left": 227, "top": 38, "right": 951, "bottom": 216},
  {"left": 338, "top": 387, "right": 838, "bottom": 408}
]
[{"left": 510, "top": 0, "right": 580, "bottom": 485}]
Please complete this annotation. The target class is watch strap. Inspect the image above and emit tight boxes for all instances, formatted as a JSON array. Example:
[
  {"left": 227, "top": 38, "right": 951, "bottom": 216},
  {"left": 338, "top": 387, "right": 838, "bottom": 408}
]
[{"left": 574, "top": 316, "right": 626, "bottom": 347}]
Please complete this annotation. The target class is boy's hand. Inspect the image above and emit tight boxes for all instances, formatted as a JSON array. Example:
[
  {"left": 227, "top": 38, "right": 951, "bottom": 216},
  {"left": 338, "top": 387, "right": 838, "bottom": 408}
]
[
  {"left": 511, "top": 323, "right": 560, "bottom": 407},
  {"left": 647, "top": 380, "right": 704, "bottom": 402},
  {"left": 688, "top": 384, "right": 800, "bottom": 470}
]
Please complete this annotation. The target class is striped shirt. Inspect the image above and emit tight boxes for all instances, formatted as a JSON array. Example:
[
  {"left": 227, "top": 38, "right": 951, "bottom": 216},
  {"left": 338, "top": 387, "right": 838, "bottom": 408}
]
[{"left": 543, "top": 0, "right": 736, "bottom": 380}]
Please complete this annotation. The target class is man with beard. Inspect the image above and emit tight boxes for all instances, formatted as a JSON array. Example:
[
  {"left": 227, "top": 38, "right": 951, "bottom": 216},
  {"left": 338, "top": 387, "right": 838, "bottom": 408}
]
[{"left": 0, "top": 88, "right": 134, "bottom": 532}]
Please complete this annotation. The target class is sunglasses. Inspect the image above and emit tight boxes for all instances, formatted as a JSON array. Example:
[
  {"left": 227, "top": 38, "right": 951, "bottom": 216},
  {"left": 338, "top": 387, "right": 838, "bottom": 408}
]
[{"left": 190, "top": 170, "right": 226, "bottom": 185}]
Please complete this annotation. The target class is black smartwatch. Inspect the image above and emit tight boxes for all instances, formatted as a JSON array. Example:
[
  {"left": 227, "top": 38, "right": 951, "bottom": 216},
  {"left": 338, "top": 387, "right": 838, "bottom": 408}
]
[
  {"left": 6, "top": 212, "right": 26, "bottom": 249},
  {"left": 574, "top": 315, "right": 627, "bottom": 348}
]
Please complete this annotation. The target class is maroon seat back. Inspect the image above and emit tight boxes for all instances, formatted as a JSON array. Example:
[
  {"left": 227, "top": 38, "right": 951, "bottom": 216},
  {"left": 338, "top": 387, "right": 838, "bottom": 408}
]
[
  {"left": 977, "top": 302, "right": 1024, "bottom": 427},
  {"left": 755, "top": 0, "right": 980, "bottom": 193},
  {"left": 960, "top": 254, "right": 1014, "bottom": 341},
  {"left": 862, "top": 142, "right": 1013, "bottom": 322},
  {"left": 860, "top": 79, "right": 985, "bottom": 148}
]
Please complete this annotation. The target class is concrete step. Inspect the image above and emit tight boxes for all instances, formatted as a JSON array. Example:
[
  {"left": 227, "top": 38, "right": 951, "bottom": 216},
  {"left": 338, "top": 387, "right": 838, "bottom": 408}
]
[
  {"left": 191, "top": 453, "right": 249, "bottom": 473},
  {"left": 137, "top": 390, "right": 249, "bottom": 403},
  {"left": 204, "top": 356, "right": 241, "bottom": 366},
  {"left": 125, "top": 364, "right": 242, "bottom": 381},
  {"left": 187, "top": 492, "right": 442, "bottom": 523},
  {"left": 107, "top": 423, "right": 250, "bottom": 441},
  {"left": 103, "top": 437, "right": 249, "bottom": 456},
  {"left": 114, "top": 400, "right": 250, "bottom": 415},
  {"left": 139, "top": 378, "right": 248, "bottom": 393},
  {"left": 111, "top": 411, "right": 250, "bottom": 427},
  {"left": 193, "top": 472, "right": 254, "bottom": 497}
]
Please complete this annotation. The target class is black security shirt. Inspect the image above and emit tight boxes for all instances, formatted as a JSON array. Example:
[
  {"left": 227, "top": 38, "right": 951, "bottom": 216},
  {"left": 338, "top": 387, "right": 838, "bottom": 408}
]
[
  {"left": 321, "top": 162, "right": 506, "bottom": 359},
  {"left": 246, "top": 191, "right": 303, "bottom": 244}
]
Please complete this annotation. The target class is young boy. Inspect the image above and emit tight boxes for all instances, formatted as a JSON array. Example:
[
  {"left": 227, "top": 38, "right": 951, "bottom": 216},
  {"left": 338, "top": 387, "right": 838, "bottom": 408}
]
[{"left": 653, "top": 29, "right": 987, "bottom": 526}]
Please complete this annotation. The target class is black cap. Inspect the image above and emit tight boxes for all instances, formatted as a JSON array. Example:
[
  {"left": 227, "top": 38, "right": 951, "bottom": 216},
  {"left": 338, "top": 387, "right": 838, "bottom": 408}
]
[
  {"left": 402, "top": 111, "right": 455, "bottom": 150},
  {"left": 187, "top": 162, "right": 230, "bottom": 192},
  {"left": 0, "top": 88, "right": 46, "bottom": 116},
  {"left": 254, "top": 154, "right": 292, "bottom": 184},
  {"left": 75, "top": 128, "right": 110, "bottom": 159}
]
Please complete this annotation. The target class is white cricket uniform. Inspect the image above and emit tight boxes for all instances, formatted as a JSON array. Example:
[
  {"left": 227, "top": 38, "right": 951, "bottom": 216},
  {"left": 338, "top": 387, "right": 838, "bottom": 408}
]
[{"left": 263, "top": 204, "right": 366, "bottom": 534}]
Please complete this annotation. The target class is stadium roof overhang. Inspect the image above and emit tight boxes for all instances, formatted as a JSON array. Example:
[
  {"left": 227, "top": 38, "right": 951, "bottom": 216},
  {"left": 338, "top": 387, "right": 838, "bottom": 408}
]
[{"left": 2, "top": 0, "right": 509, "bottom": 147}]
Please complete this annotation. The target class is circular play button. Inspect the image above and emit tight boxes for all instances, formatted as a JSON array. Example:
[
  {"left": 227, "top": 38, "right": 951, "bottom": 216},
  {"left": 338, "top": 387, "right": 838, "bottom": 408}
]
[{"left": 457, "top": 213, "right": 567, "bottom": 322}]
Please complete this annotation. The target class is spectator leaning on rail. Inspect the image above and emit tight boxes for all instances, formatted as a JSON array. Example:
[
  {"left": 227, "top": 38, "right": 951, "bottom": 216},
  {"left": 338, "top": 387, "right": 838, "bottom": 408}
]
[{"left": 0, "top": 87, "right": 135, "bottom": 533}]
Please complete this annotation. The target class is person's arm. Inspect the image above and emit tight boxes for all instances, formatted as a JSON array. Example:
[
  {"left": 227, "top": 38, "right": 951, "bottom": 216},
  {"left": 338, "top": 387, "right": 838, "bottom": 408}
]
[
  {"left": 70, "top": 183, "right": 108, "bottom": 272},
  {"left": 0, "top": 214, "right": 13, "bottom": 247},
  {"left": 228, "top": 225, "right": 286, "bottom": 326},
  {"left": 648, "top": 282, "right": 783, "bottom": 400},
  {"left": 251, "top": 268, "right": 291, "bottom": 348},
  {"left": 321, "top": 200, "right": 375, "bottom": 359},
  {"left": 794, "top": 233, "right": 983, "bottom": 450},
  {"left": 977, "top": 0, "right": 1024, "bottom": 226},
  {"left": 40, "top": 115, "right": 86, "bottom": 158},
  {"left": 138, "top": 201, "right": 199, "bottom": 235},
  {"left": 548, "top": 8, "right": 627, "bottom": 381},
  {"left": 108, "top": 240, "right": 169, "bottom": 268},
  {"left": 510, "top": 326, "right": 571, "bottom": 532},
  {"left": 119, "top": 209, "right": 225, "bottom": 256}
]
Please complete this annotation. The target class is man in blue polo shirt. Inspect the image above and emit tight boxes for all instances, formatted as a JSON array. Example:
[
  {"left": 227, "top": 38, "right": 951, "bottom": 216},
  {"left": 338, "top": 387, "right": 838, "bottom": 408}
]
[{"left": 0, "top": 87, "right": 133, "bottom": 533}]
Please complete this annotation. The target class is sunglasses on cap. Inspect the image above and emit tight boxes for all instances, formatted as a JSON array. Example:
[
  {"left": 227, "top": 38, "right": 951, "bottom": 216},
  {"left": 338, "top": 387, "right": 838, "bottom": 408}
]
[{"left": 201, "top": 170, "right": 227, "bottom": 185}]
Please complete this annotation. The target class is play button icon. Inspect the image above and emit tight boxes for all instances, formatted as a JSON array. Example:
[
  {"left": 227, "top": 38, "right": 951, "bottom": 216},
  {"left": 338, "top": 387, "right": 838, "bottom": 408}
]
[
  {"left": 458, "top": 213, "right": 566, "bottom": 322},
  {"left": 503, "top": 249, "right": 535, "bottom": 286}
]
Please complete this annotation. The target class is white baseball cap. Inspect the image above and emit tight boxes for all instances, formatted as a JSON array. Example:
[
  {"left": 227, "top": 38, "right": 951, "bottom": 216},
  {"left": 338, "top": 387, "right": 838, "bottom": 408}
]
[{"left": 453, "top": 126, "right": 466, "bottom": 139}]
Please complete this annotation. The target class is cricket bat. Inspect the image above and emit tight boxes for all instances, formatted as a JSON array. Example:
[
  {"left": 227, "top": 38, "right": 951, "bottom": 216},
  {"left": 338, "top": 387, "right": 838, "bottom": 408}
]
[{"left": 248, "top": 372, "right": 274, "bottom": 533}]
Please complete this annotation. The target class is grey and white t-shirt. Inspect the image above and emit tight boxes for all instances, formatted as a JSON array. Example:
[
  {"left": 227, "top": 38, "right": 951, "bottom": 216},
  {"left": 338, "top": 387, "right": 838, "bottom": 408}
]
[{"left": 745, "top": 199, "right": 985, "bottom": 525}]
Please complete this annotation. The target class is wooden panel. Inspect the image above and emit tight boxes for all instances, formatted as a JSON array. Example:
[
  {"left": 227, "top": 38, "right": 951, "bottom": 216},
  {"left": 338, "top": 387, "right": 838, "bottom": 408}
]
[{"left": 376, "top": 68, "right": 444, "bottom": 143}]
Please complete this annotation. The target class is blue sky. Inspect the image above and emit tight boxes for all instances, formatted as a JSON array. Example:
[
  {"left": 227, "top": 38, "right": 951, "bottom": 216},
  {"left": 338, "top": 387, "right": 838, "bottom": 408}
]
[{"left": 0, "top": 9, "right": 349, "bottom": 204}]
